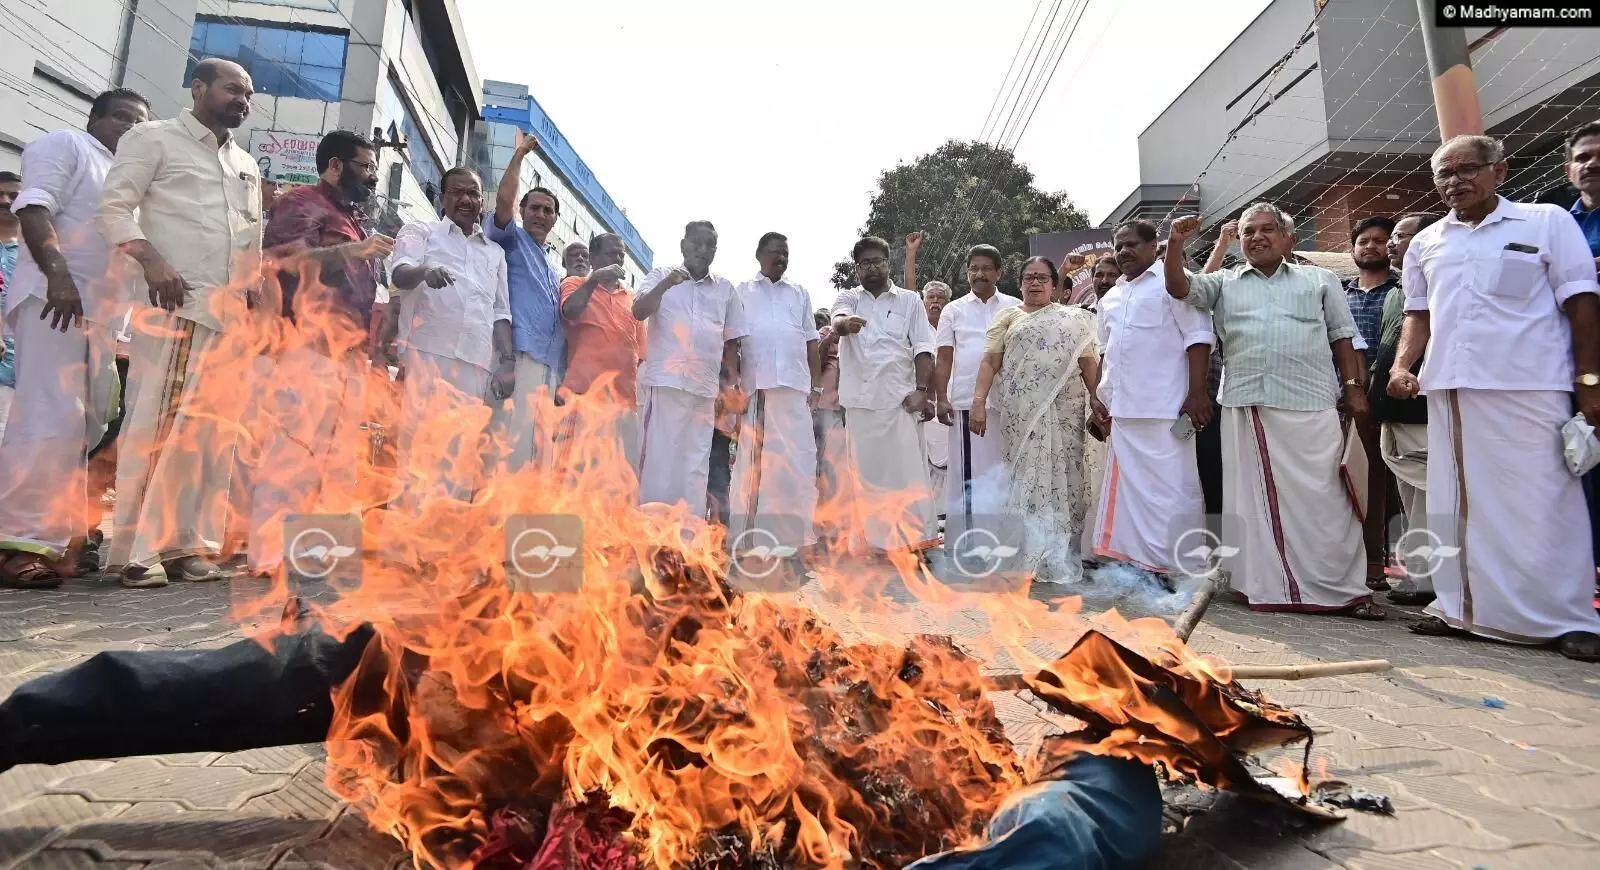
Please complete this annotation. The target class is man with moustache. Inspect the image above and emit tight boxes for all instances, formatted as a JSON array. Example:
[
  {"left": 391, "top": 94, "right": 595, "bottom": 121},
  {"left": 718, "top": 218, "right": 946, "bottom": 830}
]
[
  {"left": 386, "top": 167, "right": 513, "bottom": 504},
  {"left": 97, "top": 59, "right": 263, "bottom": 587},
  {"left": 560, "top": 233, "right": 645, "bottom": 478},
  {"left": 0, "top": 88, "right": 150, "bottom": 589},
  {"left": 1344, "top": 216, "right": 1399, "bottom": 591},
  {"left": 1390, "top": 134, "right": 1600, "bottom": 660},
  {"left": 1088, "top": 220, "right": 1214, "bottom": 579},
  {"left": 1370, "top": 212, "right": 1439, "bottom": 605},
  {"left": 633, "top": 221, "right": 747, "bottom": 514},
  {"left": 920, "top": 279, "right": 953, "bottom": 512},
  {"left": 933, "top": 246, "right": 1020, "bottom": 531},
  {"left": 1083, "top": 255, "right": 1120, "bottom": 311},
  {"left": 1562, "top": 121, "right": 1600, "bottom": 598},
  {"left": 832, "top": 236, "right": 938, "bottom": 556},
  {"left": 245, "top": 129, "right": 394, "bottom": 579},
  {"left": 487, "top": 131, "right": 565, "bottom": 472},
  {"left": 728, "top": 233, "right": 820, "bottom": 574},
  {"left": 1166, "top": 204, "right": 1379, "bottom": 618}
]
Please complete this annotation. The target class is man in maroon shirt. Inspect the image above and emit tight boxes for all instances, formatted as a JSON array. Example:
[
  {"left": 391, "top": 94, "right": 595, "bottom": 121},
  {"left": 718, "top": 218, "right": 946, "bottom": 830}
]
[{"left": 248, "top": 131, "right": 393, "bottom": 580}]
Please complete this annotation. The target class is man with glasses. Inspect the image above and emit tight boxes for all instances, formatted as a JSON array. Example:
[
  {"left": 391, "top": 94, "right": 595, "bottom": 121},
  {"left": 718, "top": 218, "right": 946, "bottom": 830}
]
[
  {"left": 1389, "top": 134, "right": 1600, "bottom": 661},
  {"left": 831, "top": 236, "right": 938, "bottom": 557},
  {"left": 486, "top": 131, "right": 566, "bottom": 472},
  {"left": 245, "top": 130, "right": 394, "bottom": 580},
  {"left": 933, "top": 245, "right": 1020, "bottom": 535},
  {"left": 386, "top": 167, "right": 514, "bottom": 505}
]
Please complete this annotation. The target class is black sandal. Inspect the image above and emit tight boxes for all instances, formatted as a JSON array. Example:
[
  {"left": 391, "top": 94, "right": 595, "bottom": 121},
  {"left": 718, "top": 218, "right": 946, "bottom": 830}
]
[
  {"left": 1348, "top": 601, "right": 1387, "bottom": 621},
  {"left": 1409, "top": 615, "right": 1466, "bottom": 636},
  {"left": 0, "top": 552, "right": 65, "bottom": 590},
  {"left": 1557, "top": 631, "right": 1600, "bottom": 663}
]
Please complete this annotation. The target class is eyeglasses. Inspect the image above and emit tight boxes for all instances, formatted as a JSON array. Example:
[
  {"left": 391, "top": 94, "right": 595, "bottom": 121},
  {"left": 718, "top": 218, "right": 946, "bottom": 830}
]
[
  {"left": 1021, "top": 273, "right": 1054, "bottom": 284},
  {"left": 344, "top": 159, "right": 378, "bottom": 173},
  {"left": 1433, "top": 162, "right": 1488, "bottom": 183},
  {"left": 856, "top": 257, "right": 889, "bottom": 268}
]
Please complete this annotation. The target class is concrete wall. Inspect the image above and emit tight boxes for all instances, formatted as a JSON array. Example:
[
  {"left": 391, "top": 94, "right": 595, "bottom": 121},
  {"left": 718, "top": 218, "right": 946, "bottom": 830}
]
[{"left": 0, "top": 0, "right": 173, "bottom": 170}]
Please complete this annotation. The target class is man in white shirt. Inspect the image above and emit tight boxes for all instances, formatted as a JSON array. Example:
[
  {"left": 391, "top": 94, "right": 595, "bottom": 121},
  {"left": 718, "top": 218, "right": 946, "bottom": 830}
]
[
  {"left": 920, "top": 280, "right": 953, "bottom": 518},
  {"left": 933, "top": 245, "right": 1020, "bottom": 529},
  {"left": 1390, "top": 134, "right": 1600, "bottom": 661},
  {"left": 832, "top": 236, "right": 938, "bottom": 556},
  {"left": 0, "top": 88, "right": 149, "bottom": 590},
  {"left": 1089, "top": 220, "right": 1215, "bottom": 578},
  {"left": 387, "top": 167, "right": 514, "bottom": 505},
  {"left": 633, "top": 221, "right": 747, "bottom": 514},
  {"left": 97, "top": 60, "right": 263, "bottom": 587},
  {"left": 727, "top": 233, "right": 821, "bottom": 570}
]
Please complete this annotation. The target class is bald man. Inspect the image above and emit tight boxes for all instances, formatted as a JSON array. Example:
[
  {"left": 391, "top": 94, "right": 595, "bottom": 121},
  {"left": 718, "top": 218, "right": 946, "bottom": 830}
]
[{"left": 97, "top": 59, "right": 263, "bottom": 587}]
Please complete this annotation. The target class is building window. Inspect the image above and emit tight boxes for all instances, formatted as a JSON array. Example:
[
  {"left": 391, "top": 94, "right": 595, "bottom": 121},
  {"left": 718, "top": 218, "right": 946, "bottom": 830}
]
[{"left": 187, "top": 19, "right": 348, "bottom": 102}]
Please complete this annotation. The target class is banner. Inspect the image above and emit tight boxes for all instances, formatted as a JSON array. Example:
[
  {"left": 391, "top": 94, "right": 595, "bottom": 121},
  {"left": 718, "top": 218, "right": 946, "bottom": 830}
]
[
  {"left": 1030, "top": 228, "right": 1114, "bottom": 304},
  {"left": 249, "top": 130, "right": 322, "bottom": 185}
]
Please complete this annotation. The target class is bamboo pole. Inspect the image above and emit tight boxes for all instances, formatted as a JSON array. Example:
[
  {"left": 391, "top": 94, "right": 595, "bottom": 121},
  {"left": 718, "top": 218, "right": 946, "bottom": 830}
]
[
  {"left": 1225, "top": 660, "right": 1392, "bottom": 681},
  {"left": 1173, "top": 577, "right": 1217, "bottom": 642}
]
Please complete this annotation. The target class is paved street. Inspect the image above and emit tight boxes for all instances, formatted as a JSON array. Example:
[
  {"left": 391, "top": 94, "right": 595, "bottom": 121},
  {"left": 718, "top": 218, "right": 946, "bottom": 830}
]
[{"left": 1, "top": 575, "right": 1596, "bottom": 869}]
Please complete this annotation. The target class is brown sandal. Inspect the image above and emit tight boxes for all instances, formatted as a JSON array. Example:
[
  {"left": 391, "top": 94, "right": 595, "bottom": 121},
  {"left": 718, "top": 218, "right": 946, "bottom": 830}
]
[
  {"left": 1348, "top": 601, "right": 1387, "bottom": 620},
  {"left": 0, "top": 552, "right": 65, "bottom": 589},
  {"left": 1409, "top": 615, "right": 1465, "bottom": 636}
]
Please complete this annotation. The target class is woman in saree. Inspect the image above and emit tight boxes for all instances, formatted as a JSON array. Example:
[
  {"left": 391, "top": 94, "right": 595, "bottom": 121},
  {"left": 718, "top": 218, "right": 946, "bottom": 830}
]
[{"left": 968, "top": 257, "right": 1104, "bottom": 582}]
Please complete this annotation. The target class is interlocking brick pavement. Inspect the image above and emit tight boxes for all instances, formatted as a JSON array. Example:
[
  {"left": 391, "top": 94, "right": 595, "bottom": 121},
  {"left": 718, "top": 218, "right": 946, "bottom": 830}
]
[{"left": 1, "top": 574, "right": 1597, "bottom": 868}]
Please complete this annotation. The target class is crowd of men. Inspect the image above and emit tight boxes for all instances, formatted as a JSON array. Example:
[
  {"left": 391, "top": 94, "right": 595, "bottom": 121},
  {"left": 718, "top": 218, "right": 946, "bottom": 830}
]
[{"left": 0, "top": 58, "right": 1597, "bottom": 664}]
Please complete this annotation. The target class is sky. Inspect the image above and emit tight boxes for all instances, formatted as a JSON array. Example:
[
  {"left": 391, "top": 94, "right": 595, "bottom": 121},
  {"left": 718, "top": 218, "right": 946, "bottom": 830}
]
[{"left": 461, "top": 0, "right": 1275, "bottom": 309}]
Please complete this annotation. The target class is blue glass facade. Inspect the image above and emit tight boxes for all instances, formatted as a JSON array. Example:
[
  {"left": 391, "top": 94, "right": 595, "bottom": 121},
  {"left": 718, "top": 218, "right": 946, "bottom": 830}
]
[{"left": 187, "top": 19, "right": 347, "bottom": 102}]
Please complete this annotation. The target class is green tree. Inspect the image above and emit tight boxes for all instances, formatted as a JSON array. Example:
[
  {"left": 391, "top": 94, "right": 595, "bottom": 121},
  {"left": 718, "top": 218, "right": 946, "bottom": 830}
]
[{"left": 830, "top": 140, "right": 1089, "bottom": 298}]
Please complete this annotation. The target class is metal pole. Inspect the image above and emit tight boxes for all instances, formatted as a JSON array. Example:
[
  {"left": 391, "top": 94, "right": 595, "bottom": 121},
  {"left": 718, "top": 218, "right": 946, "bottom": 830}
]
[{"left": 1416, "top": 0, "right": 1484, "bottom": 138}]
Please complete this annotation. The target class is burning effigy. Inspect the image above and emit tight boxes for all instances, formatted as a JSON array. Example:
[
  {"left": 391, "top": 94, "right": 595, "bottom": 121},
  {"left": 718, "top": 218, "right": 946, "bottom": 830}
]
[{"left": 0, "top": 281, "right": 1337, "bottom": 868}]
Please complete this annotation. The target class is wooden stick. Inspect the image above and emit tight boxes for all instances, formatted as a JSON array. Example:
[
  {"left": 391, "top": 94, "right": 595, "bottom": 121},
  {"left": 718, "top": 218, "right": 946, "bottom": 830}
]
[
  {"left": 1173, "top": 577, "right": 1218, "bottom": 642},
  {"left": 1225, "top": 660, "right": 1392, "bottom": 680}
]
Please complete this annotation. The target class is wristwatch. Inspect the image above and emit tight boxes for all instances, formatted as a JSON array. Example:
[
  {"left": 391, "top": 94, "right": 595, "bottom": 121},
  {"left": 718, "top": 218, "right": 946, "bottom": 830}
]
[
  {"left": 1578, "top": 373, "right": 1600, "bottom": 388},
  {"left": 1343, "top": 377, "right": 1364, "bottom": 388}
]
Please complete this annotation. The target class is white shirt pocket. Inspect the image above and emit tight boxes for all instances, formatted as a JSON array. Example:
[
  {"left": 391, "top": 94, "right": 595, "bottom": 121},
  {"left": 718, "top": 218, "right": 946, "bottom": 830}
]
[
  {"left": 1489, "top": 249, "right": 1543, "bottom": 299},
  {"left": 1129, "top": 293, "right": 1167, "bottom": 328}
]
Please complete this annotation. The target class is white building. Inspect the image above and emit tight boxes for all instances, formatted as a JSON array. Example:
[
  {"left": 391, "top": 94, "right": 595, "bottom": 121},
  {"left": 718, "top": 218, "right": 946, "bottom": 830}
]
[{"left": 2, "top": 0, "right": 483, "bottom": 234}]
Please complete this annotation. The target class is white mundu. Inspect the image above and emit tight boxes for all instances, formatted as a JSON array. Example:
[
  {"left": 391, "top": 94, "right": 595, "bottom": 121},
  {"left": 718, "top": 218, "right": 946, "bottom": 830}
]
[
  {"left": 936, "top": 291, "right": 1020, "bottom": 524},
  {"left": 1090, "top": 264, "right": 1214, "bottom": 574},
  {"left": 728, "top": 273, "right": 819, "bottom": 549},
  {"left": 636, "top": 266, "right": 748, "bottom": 513},
  {"left": 1403, "top": 196, "right": 1600, "bottom": 643},
  {"left": 832, "top": 284, "right": 938, "bottom": 552}
]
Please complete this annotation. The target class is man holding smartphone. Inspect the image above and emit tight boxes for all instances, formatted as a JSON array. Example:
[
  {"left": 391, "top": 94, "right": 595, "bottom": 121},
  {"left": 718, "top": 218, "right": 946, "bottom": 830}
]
[{"left": 1089, "top": 220, "right": 1214, "bottom": 580}]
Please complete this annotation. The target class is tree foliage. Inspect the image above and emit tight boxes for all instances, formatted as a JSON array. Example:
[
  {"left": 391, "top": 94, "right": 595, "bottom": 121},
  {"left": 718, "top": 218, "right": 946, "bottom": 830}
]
[{"left": 831, "top": 140, "right": 1089, "bottom": 298}]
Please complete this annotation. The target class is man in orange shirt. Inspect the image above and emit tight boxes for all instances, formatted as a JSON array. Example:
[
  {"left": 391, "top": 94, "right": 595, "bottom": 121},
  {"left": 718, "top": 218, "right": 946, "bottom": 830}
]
[{"left": 559, "top": 233, "right": 645, "bottom": 477}]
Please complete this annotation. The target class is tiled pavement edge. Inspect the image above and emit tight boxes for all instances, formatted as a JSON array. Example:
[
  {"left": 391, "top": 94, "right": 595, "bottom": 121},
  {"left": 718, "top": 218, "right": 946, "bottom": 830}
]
[{"left": 2, "top": 576, "right": 1597, "bottom": 869}]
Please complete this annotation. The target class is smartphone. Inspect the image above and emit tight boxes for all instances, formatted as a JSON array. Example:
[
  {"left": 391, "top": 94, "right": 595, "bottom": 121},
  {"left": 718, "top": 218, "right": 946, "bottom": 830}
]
[{"left": 1171, "top": 413, "right": 1196, "bottom": 441}]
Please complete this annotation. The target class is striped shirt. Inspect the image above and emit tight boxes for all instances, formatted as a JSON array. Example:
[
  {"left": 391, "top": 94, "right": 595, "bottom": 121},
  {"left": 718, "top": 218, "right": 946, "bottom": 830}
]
[{"left": 1181, "top": 260, "right": 1358, "bottom": 411}]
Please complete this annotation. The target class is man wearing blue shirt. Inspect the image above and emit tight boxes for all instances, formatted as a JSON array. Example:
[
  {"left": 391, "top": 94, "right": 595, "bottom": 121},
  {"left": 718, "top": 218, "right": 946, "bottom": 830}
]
[{"left": 487, "top": 131, "right": 566, "bottom": 471}]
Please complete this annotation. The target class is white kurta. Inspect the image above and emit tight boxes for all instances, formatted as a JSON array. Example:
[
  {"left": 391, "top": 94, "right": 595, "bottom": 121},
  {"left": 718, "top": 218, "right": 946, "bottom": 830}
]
[
  {"left": 1423, "top": 389, "right": 1600, "bottom": 642},
  {"left": 1223, "top": 405, "right": 1369, "bottom": 611}
]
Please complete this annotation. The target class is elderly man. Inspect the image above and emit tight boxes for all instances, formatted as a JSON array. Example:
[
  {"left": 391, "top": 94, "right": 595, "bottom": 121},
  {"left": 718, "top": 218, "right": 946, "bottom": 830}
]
[
  {"left": 1390, "top": 134, "right": 1600, "bottom": 660},
  {"left": 920, "top": 280, "right": 953, "bottom": 514},
  {"left": 832, "top": 236, "right": 938, "bottom": 556},
  {"left": 247, "top": 130, "right": 393, "bottom": 578},
  {"left": 727, "top": 233, "right": 820, "bottom": 567},
  {"left": 97, "top": 59, "right": 263, "bottom": 587},
  {"left": 934, "top": 245, "right": 1020, "bottom": 529},
  {"left": 562, "top": 241, "right": 590, "bottom": 279},
  {"left": 0, "top": 88, "right": 150, "bottom": 589},
  {"left": 1090, "top": 220, "right": 1214, "bottom": 578},
  {"left": 633, "top": 221, "right": 747, "bottom": 514},
  {"left": 1165, "top": 204, "right": 1380, "bottom": 618},
  {"left": 487, "top": 132, "right": 565, "bottom": 472},
  {"left": 387, "top": 167, "right": 513, "bottom": 504},
  {"left": 1370, "top": 212, "right": 1440, "bottom": 605}
]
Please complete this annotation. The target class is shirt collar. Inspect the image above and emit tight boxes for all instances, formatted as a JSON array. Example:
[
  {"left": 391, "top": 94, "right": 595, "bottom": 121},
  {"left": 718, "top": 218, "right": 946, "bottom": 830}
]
[
  {"left": 315, "top": 180, "right": 363, "bottom": 218},
  {"left": 1343, "top": 272, "right": 1399, "bottom": 293},
  {"left": 443, "top": 218, "right": 485, "bottom": 241},
  {"left": 179, "top": 109, "right": 222, "bottom": 146},
  {"left": 1447, "top": 195, "right": 1523, "bottom": 229},
  {"left": 74, "top": 129, "right": 113, "bottom": 159}
]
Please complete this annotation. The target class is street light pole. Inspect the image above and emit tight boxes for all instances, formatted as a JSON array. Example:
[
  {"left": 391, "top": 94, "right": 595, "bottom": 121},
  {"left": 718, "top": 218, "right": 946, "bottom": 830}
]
[{"left": 1415, "top": 0, "right": 1484, "bottom": 138}]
